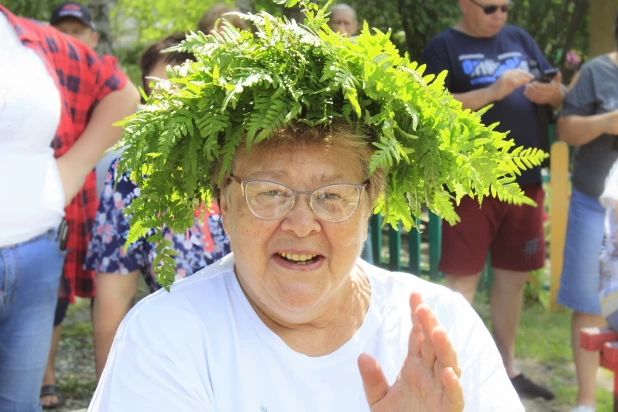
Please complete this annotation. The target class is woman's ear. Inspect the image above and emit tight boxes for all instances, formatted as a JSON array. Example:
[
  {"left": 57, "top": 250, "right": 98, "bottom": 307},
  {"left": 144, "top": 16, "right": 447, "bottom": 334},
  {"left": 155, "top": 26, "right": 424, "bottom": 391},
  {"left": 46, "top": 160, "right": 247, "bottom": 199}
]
[{"left": 219, "top": 192, "right": 230, "bottom": 234}]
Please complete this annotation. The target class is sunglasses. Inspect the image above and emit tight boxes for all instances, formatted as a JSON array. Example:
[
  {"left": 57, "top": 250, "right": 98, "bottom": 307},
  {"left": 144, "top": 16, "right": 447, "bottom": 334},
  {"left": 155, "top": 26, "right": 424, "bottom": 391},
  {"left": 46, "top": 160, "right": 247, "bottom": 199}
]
[{"left": 470, "top": 0, "right": 512, "bottom": 14}]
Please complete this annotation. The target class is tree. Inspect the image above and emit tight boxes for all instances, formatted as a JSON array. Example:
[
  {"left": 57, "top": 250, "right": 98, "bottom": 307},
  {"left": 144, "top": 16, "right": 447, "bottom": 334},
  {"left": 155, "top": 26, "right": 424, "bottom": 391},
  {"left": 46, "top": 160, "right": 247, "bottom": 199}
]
[
  {"left": 235, "top": 0, "right": 255, "bottom": 13},
  {"left": 339, "top": 0, "right": 588, "bottom": 76},
  {"left": 89, "top": 0, "right": 114, "bottom": 55},
  {"left": 3, "top": 0, "right": 116, "bottom": 56},
  {"left": 4, "top": 0, "right": 589, "bottom": 83}
]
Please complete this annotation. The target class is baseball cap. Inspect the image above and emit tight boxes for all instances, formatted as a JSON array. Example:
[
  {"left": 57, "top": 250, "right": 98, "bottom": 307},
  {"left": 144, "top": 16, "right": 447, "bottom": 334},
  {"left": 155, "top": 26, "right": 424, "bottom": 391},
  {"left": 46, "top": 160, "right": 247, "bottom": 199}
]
[{"left": 50, "top": 2, "right": 96, "bottom": 30}]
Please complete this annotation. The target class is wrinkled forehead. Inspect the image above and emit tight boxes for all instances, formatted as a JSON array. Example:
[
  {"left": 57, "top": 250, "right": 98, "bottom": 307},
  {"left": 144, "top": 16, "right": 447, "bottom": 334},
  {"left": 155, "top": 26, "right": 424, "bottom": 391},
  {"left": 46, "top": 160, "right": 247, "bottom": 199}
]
[
  {"left": 232, "top": 142, "right": 365, "bottom": 182},
  {"left": 469, "top": 0, "right": 510, "bottom": 9},
  {"left": 331, "top": 9, "right": 356, "bottom": 23},
  {"left": 53, "top": 17, "right": 92, "bottom": 31}
]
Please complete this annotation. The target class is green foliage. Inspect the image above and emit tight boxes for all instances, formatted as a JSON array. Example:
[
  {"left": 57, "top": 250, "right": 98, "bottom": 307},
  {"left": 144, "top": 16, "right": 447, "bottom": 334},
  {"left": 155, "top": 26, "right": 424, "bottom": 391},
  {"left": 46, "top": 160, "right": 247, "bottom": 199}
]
[
  {"left": 340, "top": 0, "right": 588, "bottom": 78},
  {"left": 3, "top": 0, "right": 80, "bottom": 22},
  {"left": 118, "top": 0, "right": 547, "bottom": 290},
  {"left": 110, "top": 0, "right": 227, "bottom": 45}
]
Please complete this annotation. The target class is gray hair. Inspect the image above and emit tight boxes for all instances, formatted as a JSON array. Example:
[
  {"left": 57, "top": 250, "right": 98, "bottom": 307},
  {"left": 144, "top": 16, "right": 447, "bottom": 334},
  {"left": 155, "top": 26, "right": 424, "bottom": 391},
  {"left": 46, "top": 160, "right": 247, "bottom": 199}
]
[{"left": 330, "top": 3, "right": 357, "bottom": 22}]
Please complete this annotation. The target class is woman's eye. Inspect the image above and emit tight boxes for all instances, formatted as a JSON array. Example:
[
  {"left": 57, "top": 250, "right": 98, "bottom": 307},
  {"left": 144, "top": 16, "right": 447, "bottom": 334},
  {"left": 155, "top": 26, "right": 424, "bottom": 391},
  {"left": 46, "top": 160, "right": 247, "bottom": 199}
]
[
  {"left": 319, "top": 192, "right": 343, "bottom": 201},
  {"left": 263, "top": 190, "right": 283, "bottom": 197}
]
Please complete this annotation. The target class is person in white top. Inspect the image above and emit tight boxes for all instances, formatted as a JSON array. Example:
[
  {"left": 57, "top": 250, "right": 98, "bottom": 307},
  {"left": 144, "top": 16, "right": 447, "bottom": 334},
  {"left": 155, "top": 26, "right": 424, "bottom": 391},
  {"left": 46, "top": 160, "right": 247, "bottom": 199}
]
[
  {"left": 0, "top": 5, "right": 139, "bottom": 412},
  {"left": 90, "top": 4, "right": 534, "bottom": 411},
  {"left": 91, "top": 123, "right": 524, "bottom": 411}
]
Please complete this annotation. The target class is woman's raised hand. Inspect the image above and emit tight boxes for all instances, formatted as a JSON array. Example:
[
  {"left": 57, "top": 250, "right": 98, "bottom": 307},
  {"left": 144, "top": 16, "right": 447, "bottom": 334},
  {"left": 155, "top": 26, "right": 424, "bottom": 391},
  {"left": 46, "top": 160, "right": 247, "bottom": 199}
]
[{"left": 358, "top": 292, "right": 464, "bottom": 412}]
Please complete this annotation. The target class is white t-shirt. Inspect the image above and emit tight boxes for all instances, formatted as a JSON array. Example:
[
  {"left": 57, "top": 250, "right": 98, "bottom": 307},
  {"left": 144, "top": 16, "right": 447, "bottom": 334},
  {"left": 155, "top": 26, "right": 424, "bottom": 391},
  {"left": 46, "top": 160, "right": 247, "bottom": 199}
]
[
  {"left": 0, "top": 12, "right": 64, "bottom": 247},
  {"left": 90, "top": 255, "right": 523, "bottom": 412}
]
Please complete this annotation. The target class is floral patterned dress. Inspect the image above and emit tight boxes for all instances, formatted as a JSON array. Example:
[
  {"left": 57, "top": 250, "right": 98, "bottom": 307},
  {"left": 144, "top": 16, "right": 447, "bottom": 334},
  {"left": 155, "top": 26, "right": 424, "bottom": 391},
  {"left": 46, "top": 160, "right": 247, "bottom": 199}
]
[
  {"left": 85, "top": 157, "right": 230, "bottom": 293},
  {"left": 599, "top": 161, "right": 618, "bottom": 329}
]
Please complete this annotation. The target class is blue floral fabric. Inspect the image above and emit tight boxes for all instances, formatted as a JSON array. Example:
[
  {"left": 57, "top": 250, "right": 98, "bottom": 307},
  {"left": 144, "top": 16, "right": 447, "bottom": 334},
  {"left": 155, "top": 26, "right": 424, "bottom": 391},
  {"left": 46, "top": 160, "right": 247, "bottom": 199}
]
[{"left": 84, "top": 157, "right": 230, "bottom": 293}]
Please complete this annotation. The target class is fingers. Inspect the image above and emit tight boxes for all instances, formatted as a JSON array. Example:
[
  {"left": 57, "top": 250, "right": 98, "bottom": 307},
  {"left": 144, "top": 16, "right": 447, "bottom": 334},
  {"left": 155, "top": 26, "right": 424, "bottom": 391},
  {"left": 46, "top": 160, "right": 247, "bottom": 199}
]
[
  {"left": 524, "top": 82, "right": 553, "bottom": 104},
  {"left": 503, "top": 69, "right": 534, "bottom": 86},
  {"left": 493, "top": 70, "right": 533, "bottom": 100},
  {"left": 408, "top": 293, "right": 425, "bottom": 356},
  {"left": 441, "top": 367, "right": 465, "bottom": 409},
  {"left": 410, "top": 295, "right": 442, "bottom": 370},
  {"left": 409, "top": 294, "right": 461, "bottom": 377},
  {"left": 432, "top": 326, "right": 461, "bottom": 378},
  {"left": 416, "top": 304, "right": 439, "bottom": 369},
  {"left": 358, "top": 353, "right": 389, "bottom": 407}
]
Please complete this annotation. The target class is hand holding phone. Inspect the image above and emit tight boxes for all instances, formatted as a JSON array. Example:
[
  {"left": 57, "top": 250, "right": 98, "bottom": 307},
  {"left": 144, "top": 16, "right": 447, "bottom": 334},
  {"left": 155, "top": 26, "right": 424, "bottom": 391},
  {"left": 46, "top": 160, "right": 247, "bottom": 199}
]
[{"left": 540, "top": 68, "right": 559, "bottom": 83}]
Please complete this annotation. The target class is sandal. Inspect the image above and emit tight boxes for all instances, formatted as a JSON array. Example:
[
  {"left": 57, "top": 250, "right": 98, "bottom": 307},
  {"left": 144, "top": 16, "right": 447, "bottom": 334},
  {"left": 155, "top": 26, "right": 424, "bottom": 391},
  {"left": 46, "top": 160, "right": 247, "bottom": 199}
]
[{"left": 40, "top": 384, "right": 64, "bottom": 409}]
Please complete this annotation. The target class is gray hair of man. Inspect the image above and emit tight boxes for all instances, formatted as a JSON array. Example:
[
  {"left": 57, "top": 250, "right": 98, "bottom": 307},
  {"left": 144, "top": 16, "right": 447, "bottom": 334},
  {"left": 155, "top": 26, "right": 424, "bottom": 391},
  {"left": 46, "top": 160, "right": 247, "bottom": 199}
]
[{"left": 330, "top": 3, "right": 357, "bottom": 22}]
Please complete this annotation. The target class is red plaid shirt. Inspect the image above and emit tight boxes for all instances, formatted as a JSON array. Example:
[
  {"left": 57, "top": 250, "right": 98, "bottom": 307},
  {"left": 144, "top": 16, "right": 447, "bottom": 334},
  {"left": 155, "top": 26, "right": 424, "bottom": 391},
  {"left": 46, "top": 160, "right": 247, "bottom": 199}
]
[{"left": 1, "top": 6, "right": 128, "bottom": 302}]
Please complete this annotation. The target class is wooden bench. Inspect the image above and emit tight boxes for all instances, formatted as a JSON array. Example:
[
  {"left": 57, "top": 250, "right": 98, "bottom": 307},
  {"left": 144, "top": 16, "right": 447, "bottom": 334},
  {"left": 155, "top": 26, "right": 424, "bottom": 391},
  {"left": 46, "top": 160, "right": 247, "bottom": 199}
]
[{"left": 580, "top": 327, "right": 618, "bottom": 411}]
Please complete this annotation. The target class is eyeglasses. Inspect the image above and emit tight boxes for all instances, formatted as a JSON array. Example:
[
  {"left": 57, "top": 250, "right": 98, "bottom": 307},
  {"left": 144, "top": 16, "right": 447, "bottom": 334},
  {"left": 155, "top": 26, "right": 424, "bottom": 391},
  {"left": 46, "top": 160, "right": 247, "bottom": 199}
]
[
  {"left": 470, "top": 0, "right": 512, "bottom": 14},
  {"left": 230, "top": 175, "right": 367, "bottom": 222}
]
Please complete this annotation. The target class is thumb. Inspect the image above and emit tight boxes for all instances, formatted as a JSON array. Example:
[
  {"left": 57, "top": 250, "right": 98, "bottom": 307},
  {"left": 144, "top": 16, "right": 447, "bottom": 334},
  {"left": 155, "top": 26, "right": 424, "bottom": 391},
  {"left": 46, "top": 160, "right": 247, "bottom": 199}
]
[
  {"left": 358, "top": 353, "right": 389, "bottom": 407},
  {"left": 552, "top": 71, "right": 563, "bottom": 85}
]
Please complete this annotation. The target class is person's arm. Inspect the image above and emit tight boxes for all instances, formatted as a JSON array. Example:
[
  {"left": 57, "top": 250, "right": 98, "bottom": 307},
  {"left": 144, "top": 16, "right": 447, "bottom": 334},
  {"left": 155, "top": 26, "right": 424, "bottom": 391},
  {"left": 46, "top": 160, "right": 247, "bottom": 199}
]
[
  {"left": 56, "top": 84, "right": 139, "bottom": 205},
  {"left": 557, "top": 109, "right": 618, "bottom": 147},
  {"left": 453, "top": 69, "right": 534, "bottom": 111},
  {"left": 93, "top": 270, "right": 140, "bottom": 381},
  {"left": 557, "top": 61, "right": 617, "bottom": 146},
  {"left": 422, "top": 44, "right": 518, "bottom": 112},
  {"left": 519, "top": 28, "right": 566, "bottom": 110},
  {"left": 524, "top": 73, "right": 566, "bottom": 110}
]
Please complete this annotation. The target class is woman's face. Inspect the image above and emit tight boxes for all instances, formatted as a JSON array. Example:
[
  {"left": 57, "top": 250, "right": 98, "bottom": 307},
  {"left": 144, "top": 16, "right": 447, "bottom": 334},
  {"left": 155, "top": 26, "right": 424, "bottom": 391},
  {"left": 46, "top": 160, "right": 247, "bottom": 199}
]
[
  {"left": 143, "top": 60, "right": 168, "bottom": 96},
  {"left": 220, "top": 144, "right": 371, "bottom": 325}
]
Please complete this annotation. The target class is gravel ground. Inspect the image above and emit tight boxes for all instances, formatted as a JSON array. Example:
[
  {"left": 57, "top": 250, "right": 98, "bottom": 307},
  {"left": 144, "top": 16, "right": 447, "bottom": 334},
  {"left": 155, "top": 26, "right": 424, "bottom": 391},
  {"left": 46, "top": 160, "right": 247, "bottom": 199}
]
[{"left": 53, "top": 298, "right": 96, "bottom": 412}]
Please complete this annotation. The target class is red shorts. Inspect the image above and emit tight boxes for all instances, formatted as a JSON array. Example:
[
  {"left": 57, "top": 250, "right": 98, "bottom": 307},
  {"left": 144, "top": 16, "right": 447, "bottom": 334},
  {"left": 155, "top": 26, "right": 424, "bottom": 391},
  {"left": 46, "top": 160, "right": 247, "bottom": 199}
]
[{"left": 438, "top": 184, "right": 545, "bottom": 276}]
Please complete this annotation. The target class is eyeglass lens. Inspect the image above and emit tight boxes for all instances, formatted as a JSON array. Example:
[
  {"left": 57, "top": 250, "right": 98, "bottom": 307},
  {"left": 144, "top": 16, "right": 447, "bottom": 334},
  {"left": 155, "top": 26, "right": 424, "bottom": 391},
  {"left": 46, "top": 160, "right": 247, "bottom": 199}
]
[{"left": 243, "top": 181, "right": 362, "bottom": 222}]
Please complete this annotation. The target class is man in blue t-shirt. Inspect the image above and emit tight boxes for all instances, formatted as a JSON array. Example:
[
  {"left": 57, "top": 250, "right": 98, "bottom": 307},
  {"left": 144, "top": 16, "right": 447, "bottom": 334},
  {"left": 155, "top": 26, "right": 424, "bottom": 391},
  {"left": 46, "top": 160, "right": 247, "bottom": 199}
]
[{"left": 422, "top": 0, "right": 565, "bottom": 402}]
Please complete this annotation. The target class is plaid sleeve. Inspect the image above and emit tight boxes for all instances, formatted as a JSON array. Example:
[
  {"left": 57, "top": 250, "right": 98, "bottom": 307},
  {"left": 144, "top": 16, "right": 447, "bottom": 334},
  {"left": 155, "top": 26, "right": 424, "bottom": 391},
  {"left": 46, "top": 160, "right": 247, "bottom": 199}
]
[{"left": 94, "top": 55, "right": 128, "bottom": 102}]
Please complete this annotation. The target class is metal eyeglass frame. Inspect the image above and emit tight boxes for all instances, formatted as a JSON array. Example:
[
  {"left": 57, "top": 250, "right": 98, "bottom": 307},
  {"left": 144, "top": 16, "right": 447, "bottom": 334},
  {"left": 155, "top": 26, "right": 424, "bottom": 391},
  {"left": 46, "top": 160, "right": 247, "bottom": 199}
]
[{"left": 229, "top": 175, "right": 367, "bottom": 222}]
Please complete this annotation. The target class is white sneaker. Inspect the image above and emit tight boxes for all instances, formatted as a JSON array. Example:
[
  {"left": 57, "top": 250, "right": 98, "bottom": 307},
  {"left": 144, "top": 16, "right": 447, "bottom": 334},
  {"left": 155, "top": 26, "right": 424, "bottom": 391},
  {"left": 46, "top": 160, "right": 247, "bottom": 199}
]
[{"left": 570, "top": 406, "right": 596, "bottom": 412}]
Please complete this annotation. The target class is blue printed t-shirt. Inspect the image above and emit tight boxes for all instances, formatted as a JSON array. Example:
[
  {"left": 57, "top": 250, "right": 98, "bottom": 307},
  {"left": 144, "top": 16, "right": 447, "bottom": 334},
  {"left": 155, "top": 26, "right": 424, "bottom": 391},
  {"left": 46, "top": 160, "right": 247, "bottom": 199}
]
[{"left": 422, "top": 25, "right": 552, "bottom": 186}]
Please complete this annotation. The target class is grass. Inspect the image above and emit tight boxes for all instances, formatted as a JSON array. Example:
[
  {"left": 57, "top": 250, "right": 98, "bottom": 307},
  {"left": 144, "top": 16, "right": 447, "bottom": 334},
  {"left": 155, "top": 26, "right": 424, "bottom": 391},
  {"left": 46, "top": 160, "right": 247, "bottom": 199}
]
[
  {"left": 58, "top": 376, "right": 97, "bottom": 403},
  {"left": 474, "top": 292, "right": 614, "bottom": 410}
]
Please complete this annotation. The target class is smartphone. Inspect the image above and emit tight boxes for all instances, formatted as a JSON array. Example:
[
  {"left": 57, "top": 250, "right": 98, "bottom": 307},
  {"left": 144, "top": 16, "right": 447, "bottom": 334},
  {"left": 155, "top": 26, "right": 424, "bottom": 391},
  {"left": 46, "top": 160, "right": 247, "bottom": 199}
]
[{"left": 540, "top": 68, "right": 559, "bottom": 83}]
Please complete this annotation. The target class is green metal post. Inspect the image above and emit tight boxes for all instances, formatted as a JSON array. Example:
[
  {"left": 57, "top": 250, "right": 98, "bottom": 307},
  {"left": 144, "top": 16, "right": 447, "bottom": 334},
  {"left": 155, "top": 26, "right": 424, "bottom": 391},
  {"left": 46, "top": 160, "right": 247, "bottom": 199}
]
[
  {"left": 428, "top": 212, "right": 442, "bottom": 280},
  {"left": 408, "top": 220, "right": 421, "bottom": 275},
  {"left": 371, "top": 214, "right": 382, "bottom": 266},
  {"left": 389, "top": 222, "right": 402, "bottom": 271}
]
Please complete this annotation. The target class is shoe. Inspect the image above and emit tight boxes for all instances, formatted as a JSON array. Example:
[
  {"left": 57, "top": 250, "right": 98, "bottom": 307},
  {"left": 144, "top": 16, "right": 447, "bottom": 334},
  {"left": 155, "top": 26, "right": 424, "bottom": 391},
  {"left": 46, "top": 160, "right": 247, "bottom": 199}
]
[
  {"left": 570, "top": 406, "right": 596, "bottom": 412},
  {"left": 510, "top": 373, "right": 554, "bottom": 400},
  {"left": 40, "top": 384, "right": 64, "bottom": 409}
]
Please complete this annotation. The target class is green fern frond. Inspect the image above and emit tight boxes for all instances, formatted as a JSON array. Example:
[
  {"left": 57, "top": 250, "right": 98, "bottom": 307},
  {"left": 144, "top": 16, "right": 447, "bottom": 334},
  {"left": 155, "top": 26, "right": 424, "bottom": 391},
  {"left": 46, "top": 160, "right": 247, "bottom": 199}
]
[{"left": 116, "top": 0, "right": 549, "bottom": 289}]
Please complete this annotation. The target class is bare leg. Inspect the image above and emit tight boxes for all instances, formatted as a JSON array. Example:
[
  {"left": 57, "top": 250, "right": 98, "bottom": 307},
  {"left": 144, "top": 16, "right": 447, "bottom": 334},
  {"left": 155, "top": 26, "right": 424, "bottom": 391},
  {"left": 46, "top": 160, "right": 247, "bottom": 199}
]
[
  {"left": 490, "top": 268, "right": 529, "bottom": 377},
  {"left": 572, "top": 311, "right": 605, "bottom": 407},
  {"left": 40, "top": 324, "right": 62, "bottom": 407},
  {"left": 93, "top": 271, "right": 139, "bottom": 381},
  {"left": 445, "top": 272, "right": 482, "bottom": 304}
]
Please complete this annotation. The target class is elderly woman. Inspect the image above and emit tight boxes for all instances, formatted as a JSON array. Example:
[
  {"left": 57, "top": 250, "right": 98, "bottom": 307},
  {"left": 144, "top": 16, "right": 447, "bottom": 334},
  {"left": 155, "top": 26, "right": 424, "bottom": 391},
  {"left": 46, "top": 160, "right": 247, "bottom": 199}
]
[{"left": 90, "top": 2, "right": 545, "bottom": 411}]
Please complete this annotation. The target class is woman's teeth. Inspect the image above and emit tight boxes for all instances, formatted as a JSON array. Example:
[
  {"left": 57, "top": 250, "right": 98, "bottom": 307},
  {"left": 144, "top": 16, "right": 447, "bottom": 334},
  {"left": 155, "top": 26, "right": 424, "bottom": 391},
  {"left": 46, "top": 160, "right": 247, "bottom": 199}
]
[{"left": 278, "top": 252, "right": 317, "bottom": 263}]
